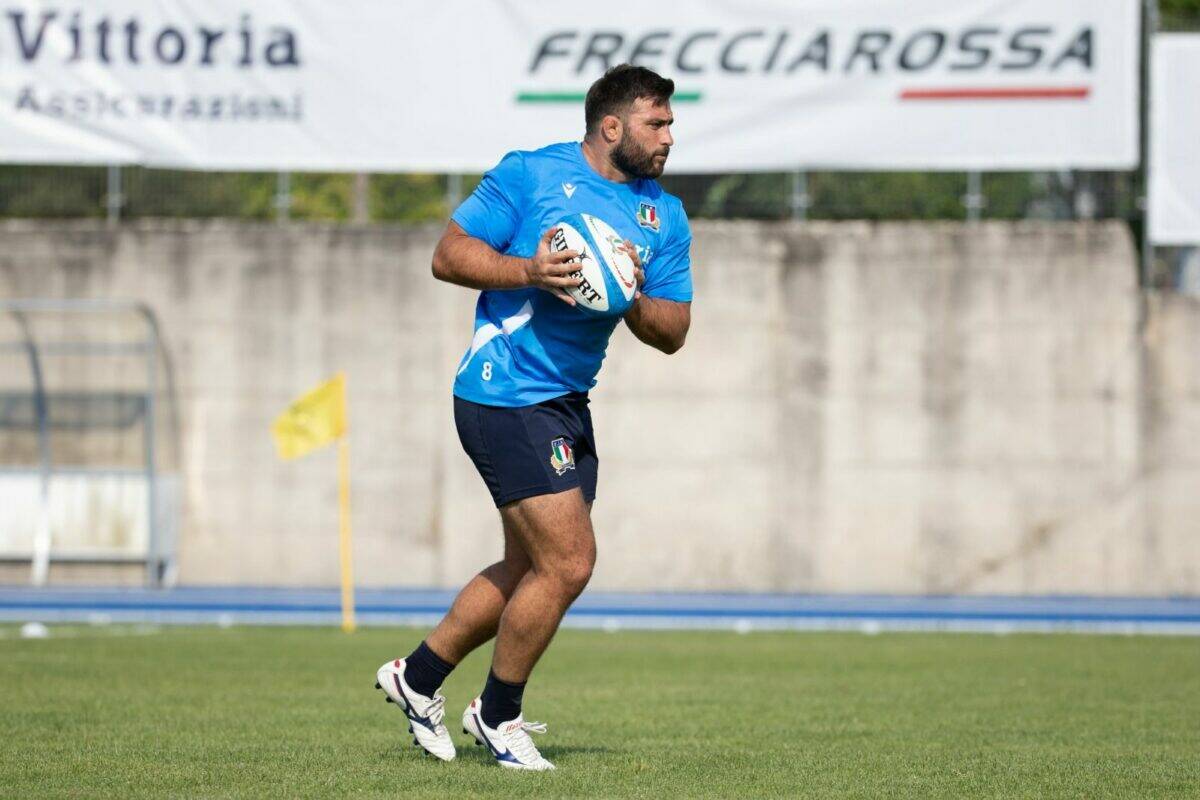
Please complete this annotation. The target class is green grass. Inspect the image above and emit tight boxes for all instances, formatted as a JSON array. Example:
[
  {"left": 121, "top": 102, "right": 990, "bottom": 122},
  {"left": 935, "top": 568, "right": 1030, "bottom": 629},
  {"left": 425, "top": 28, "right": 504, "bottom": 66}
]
[{"left": 1, "top": 626, "right": 1198, "bottom": 799}]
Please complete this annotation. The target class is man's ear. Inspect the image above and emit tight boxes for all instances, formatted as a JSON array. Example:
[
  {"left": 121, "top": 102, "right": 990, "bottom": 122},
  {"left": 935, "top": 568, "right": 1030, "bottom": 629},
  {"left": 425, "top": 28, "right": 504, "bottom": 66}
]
[{"left": 602, "top": 114, "right": 623, "bottom": 145}]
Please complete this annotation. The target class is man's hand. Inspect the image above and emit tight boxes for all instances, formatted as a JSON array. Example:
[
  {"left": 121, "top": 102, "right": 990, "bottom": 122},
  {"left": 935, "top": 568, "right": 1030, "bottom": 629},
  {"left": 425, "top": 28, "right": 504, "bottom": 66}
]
[
  {"left": 525, "top": 227, "right": 583, "bottom": 306},
  {"left": 618, "top": 238, "right": 690, "bottom": 355},
  {"left": 620, "top": 239, "right": 646, "bottom": 297}
]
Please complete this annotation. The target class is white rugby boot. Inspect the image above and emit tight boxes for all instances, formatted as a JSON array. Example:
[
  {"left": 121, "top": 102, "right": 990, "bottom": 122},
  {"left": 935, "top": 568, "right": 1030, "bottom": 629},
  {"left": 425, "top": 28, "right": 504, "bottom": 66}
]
[
  {"left": 461, "top": 697, "right": 555, "bottom": 771},
  {"left": 375, "top": 659, "right": 456, "bottom": 761}
]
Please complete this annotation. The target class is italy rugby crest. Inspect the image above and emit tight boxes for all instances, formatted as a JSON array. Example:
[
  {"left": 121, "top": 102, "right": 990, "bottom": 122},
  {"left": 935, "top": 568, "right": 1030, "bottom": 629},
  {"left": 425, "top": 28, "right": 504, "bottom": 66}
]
[
  {"left": 637, "top": 202, "right": 660, "bottom": 232},
  {"left": 549, "top": 437, "right": 575, "bottom": 476}
]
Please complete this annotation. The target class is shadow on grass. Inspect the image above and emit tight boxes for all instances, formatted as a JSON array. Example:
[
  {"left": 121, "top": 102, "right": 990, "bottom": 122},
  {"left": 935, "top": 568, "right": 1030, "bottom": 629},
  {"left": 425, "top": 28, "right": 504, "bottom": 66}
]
[
  {"left": 453, "top": 742, "right": 617, "bottom": 765},
  {"left": 376, "top": 741, "right": 617, "bottom": 768}
]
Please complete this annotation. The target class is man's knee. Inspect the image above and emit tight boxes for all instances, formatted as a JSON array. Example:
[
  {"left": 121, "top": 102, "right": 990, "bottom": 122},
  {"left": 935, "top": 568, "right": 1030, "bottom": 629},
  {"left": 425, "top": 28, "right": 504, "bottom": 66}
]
[{"left": 547, "top": 555, "right": 594, "bottom": 600}]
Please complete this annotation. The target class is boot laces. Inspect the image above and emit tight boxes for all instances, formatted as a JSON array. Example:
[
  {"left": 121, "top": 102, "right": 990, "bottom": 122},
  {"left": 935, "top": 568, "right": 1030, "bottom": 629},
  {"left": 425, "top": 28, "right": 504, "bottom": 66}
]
[
  {"left": 504, "top": 720, "right": 547, "bottom": 763},
  {"left": 424, "top": 692, "right": 446, "bottom": 729}
]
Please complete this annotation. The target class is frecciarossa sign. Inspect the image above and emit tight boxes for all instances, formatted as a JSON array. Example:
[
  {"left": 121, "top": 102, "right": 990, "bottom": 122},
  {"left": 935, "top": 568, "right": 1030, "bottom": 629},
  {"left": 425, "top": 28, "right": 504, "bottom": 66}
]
[
  {"left": 517, "top": 23, "right": 1107, "bottom": 108},
  {"left": 513, "top": 1, "right": 1139, "bottom": 171},
  {"left": 0, "top": 1, "right": 1141, "bottom": 172},
  {"left": 528, "top": 27, "right": 1095, "bottom": 78}
]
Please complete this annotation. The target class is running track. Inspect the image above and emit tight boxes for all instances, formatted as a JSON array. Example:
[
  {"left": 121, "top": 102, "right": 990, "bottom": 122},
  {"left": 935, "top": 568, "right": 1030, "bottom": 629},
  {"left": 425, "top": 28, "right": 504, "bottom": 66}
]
[{"left": 2, "top": 587, "right": 1199, "bottom": 635}]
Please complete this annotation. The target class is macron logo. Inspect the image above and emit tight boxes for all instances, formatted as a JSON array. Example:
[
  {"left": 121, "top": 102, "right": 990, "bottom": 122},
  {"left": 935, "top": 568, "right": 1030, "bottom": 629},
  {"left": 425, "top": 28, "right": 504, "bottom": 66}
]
[{"left": 562, "top": 183, "right": 576, "bottom": 199}]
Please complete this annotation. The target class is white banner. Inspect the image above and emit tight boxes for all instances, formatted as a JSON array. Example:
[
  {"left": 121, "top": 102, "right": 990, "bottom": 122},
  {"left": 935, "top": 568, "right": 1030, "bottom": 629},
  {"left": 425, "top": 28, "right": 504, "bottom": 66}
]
[
  {"left": 0, "top": 1, "right": 1140, "bottom": 172},
  {"left": 1149, "top": 35, "right": 1200, "bottom": 246}
]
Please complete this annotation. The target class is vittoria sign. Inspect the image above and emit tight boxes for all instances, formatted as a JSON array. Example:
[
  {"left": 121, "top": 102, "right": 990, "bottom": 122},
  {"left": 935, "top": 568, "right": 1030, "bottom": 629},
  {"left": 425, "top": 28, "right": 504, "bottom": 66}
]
[
  {"left": 0, "top": 1, "right": 1140, "bottom": 171},
  {"left": 2, "top": 9, "right": 300, "bottom": 67}
]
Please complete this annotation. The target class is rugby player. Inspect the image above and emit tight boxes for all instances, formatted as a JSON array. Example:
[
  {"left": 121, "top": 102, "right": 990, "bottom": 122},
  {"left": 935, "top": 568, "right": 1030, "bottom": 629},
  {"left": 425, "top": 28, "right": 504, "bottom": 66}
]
[{"left": 375, "top": 64, "right": 692, "bottom": 771}]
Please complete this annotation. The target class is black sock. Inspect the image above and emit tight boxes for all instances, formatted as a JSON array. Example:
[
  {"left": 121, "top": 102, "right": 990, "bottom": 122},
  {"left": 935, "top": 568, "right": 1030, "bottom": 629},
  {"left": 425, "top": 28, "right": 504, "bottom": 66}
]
[
  {"left": 480, "top": 669, "right": 526, "bottom": 728},
  {"left": 402, "top": 641, "right": 455, "bottom": 698}
]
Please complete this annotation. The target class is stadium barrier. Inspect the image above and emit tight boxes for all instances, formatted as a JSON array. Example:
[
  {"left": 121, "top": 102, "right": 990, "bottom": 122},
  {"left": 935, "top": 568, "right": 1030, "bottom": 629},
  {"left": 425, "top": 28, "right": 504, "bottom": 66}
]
[{"left": 0, "top": 219, "right": 1196, "bottom": 595}]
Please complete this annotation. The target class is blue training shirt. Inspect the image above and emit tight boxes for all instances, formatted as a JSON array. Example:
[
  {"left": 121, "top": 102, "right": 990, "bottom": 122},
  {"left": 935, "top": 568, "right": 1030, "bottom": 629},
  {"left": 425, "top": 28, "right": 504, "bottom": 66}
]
[{"left": 450, "top": 141, "right": 692, "bottom": 407}]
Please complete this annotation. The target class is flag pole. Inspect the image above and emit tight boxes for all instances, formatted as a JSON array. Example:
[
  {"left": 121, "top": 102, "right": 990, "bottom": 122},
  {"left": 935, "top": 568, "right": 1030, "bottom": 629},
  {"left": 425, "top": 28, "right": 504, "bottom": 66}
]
[{"left": 337, "top": 433, "right": 356, "bottom": 633}]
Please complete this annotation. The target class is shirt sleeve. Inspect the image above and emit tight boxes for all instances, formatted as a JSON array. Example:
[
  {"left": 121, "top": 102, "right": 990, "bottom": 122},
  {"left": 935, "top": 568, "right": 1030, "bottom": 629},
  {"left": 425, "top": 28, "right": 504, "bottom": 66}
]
[
  {"left": 641, "top": 204, "right": 693, "bottom": 302},
  {"left": 451, "top": 151, "right": 525, "bottom": 252}
]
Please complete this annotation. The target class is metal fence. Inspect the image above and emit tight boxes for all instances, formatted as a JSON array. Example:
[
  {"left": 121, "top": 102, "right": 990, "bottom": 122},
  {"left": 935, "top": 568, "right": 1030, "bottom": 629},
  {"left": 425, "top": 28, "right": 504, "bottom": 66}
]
[{"left": 0, "top": 164, "right": 1144, "bottom": 224}]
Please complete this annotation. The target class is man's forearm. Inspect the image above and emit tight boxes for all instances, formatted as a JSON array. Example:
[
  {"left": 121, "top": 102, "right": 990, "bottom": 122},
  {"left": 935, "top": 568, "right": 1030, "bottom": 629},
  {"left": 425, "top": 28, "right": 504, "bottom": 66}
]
[
  {"left": 624, "top": 295, "right": 690, "bottom": 355},
  {"left": 432, "top": 226, "right": 530, "bottom": 291}
]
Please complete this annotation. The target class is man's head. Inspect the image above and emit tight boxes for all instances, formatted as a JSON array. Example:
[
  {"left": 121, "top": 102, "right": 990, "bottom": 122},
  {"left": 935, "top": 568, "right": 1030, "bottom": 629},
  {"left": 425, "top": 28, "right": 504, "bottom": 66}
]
[{"left": 584, "top": 65, "right": 675, "bottom": 179}]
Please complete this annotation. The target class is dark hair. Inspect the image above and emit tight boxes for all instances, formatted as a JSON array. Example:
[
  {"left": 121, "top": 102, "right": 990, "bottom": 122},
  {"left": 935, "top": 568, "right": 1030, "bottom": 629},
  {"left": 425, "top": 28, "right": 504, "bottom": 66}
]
[{"left": 584, "top": 64, "right": 675, "bottom": 134}]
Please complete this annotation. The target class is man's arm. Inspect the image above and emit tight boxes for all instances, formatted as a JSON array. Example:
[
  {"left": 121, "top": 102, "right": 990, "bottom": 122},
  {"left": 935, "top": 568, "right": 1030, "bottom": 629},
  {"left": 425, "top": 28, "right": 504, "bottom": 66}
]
[
  {"left": 624, "top": 295, "right": 690, "bottom": 354},
  {"left": 432, "top": 221, "right": 582, "bottom": 305}
]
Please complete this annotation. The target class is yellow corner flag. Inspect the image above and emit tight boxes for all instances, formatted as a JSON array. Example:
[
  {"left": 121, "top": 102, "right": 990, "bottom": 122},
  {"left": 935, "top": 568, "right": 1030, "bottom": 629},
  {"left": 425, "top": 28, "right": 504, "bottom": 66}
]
[
  {"left": 271, "top": 372, "right": 356, "bottom": 633},
  {"left": 271, "top": 373, "right": 347, "bottom": 460}
]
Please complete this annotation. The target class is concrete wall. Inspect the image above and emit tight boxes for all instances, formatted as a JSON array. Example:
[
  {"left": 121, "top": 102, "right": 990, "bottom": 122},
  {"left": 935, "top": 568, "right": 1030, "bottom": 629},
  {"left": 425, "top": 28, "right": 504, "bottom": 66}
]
[{"left": 0, "top": 219, "right": 1196, "bottom": 595}]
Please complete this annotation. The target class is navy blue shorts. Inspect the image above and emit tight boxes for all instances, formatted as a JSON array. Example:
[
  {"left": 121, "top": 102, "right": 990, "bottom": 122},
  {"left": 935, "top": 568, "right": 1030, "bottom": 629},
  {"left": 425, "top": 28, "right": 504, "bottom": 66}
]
[{"left": 454, "top": 392, "right": 598, "bottom": 508}]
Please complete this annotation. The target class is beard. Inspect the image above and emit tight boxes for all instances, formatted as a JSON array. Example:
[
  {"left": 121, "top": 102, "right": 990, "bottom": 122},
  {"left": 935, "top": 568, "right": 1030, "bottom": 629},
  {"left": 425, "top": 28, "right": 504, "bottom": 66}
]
[{"left": 611, "top": 133, "right": 669, "bottom": 179}]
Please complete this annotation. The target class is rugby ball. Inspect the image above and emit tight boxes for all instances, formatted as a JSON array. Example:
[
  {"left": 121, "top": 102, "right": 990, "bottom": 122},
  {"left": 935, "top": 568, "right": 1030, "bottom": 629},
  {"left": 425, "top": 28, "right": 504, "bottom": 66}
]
[{"left": 549, "top": 213, "right": 638, "bottom": 316}]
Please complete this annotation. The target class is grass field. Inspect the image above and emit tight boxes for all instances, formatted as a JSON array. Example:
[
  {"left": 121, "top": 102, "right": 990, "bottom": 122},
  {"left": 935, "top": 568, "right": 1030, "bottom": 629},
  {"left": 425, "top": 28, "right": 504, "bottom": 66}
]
[{"left": 2, "top": 625, "right": 1198, "bottom": 799}]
